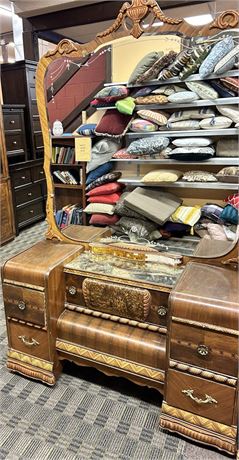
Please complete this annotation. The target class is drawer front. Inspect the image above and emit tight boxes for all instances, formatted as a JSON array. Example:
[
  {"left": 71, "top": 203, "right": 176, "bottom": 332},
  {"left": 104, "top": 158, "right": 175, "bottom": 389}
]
[
  {"left": 33, "top": 117, "right": 41, "bottom": 133},
  {"left": 8, "top": 321, "right": 49, "bottom": 359},
  {"left": 30, "top": 86, "right": 36, "bottom": 100},
  {"left": 5, "top": 132, "right": 25, "bottom": 153},
  {"left": 15, "top": 183, "right": 42, "bottom": 206},
  {"left": 34, "top": 132, "right": 44, "bottom": 150},
  {"left": 28, "top": 69, "right": 36, "bottom": 85},
  {"left": 65, "top": 273, "right": 169, "bottom": 327},
  {"left": 17, "top": 201, "right": 45, "bottom": 225},
  {"left": 11, "top": 168, "right": 32, "bottom": 188},
  {"left": 170, "top": 323, "right": 238, "bottom": 377},
  {"left": 3, "top": 283, "right": 45, "bottom": 326},
  {"left": 4, "top": 112, "right": 23, "bottom": 131},
  {"left": 31, "top": 103, "right": 39, "bottom": 117},
  {"left": 166, "top": 370, "right": 236, "bottom": 426},
  {"left": 32, "top": 165, "right": 45, "bottom": 182}
]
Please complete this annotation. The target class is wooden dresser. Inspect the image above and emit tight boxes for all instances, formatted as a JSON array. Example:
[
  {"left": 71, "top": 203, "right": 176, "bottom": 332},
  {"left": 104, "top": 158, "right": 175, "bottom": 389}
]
[{"left": 3, "top": 105, "right": 27, "bottom": 165}]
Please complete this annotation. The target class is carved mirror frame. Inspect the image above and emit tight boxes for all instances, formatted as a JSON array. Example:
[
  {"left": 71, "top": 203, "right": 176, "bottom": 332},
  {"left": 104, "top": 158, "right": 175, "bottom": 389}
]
[{"left": 36, "top": 0, "right": 239, "bottom": 267}]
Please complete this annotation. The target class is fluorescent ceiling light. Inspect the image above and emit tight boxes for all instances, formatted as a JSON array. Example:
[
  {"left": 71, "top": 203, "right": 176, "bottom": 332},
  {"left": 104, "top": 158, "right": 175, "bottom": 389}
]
[
  {"left": 0, "top": 6, "right": 12, "bottom": 17},
  {"left": 142, "top": 21, "right": 163, "bottom": 29},
  {"left": 184, "top": 14, "right": 213, "bottom": 26}
]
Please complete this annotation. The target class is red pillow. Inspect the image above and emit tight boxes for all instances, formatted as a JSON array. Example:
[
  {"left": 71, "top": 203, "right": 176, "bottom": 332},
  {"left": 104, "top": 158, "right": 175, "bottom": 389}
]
[
  {"left": 88, "top": 192, "right": 121, "bottom": 204},
  {"left": 225, "top": 193, "right": 239, "bottom": 210},
  {"left": 87, "top": 182, "right": 122, "bottom": 197},
  {"left": 112, "top": 148, "right": 139, "bottom": 159},
  {"left": 90, "top": 99, "right": 110, "bottom": 107},
  {"left": 95, "top": 110, "right": 133, "bottom": 137},
  {"left": 89, "top": 214, "right": 119, "bottom": 225}
]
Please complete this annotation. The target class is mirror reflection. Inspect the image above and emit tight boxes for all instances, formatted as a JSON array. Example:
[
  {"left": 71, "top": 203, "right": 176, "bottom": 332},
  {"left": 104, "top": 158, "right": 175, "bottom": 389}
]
[{"left": 43, "top": 31, "right": 238, "bottom": 258}]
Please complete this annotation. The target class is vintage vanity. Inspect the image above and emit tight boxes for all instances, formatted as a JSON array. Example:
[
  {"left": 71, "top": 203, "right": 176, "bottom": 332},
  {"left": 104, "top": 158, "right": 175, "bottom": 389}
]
[{"left": 2, "top": 0, "right": 239, "bottom": 457}]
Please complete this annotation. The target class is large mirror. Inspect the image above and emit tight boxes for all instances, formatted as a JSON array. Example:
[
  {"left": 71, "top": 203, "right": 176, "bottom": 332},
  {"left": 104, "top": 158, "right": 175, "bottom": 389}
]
[{"left": 36, "top": 0, "right": 239, "bottom": 262}]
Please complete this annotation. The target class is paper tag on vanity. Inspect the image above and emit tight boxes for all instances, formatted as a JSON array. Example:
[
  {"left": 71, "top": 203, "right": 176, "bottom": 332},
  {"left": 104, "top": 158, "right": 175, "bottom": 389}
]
[{"left": 75, "top": 137, "right": 91, "bottom": 162}]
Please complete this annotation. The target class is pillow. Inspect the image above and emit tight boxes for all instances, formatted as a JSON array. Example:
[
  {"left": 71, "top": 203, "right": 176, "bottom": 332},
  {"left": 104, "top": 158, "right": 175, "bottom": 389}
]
[
  {"left": 87, "top": 182, "right": 122, "bottom": 196},
  {"left": 90, "top": 98, "right": 113, "bottom": 108},
  {"left": 137, "top": 51, "right": 177, "bottom": 83},
  {"left": 182, "top": 171, "right": 217, "bottom": 182},
  {"left": 172, "top": 137, "right": 213, "bottom": 147},
  {"left": 168, "top": 108, "right": 215, "bottom": 123},
  {"left": 165, "top": 120, "right": 200, "bottom": 131},
  {"left": 89, "top": 214, "right": 120, "bottom": 226},
  {"left": 217, "top": 166, "right": 239, "bottom": 179},
  {"left": 85, "top": 171, "right": 122, "bottom": 192},
  {"left": 206, "top": 223, "right": 228, "bottom": 241},
  {"left": 137, "top": 109, "right": 168, "bottom": 126},
  {"left": 168, "top": 91, "right": 199, "bottom": 103},
  {"left": 209, "top": 80, "right": 236, "bottom": 98},
  {"left": 220, "top": 77, "right": 239, "bottom": 93},
  {"left": 124, "top": 187, "right": 182, "bottom": 225},
  {"left": 127, "top": 136, "right": 169, "bottom": 156},
  {"left": 141, "top": 169, "right": 182, "bottom": 183},
  {"left": 130, "top": 118, "right": 158, "bottom": 132},
  {"left": 86, "top": 162, "right": 113, "bottom": 186},
  {"left": 115, "top": 192, "right": 147, "bottom": 220},
  {"left": 199, "top": 116, "right": 232, "bottom": 130},
  {"left": 216, "top": 105, "right": 239, "bottom": 124},
  {"left": 112, "top": 148, "right": 138, "bottom": 159},
  {"left": 128, "top": 52, "right": 162, "bottom": 85},
  {"left": 131, "top": 86, "right": 157, "bottom": 97},
  {"left": 162, "top": 221, "right": 190, "bottom": 236},
  {"left": 225, "top": 193, "right": 239, "bottom": 210},
  {"left": 199, "top": 36, "right": 235, "bottom": 78},
  {"left": 115, "top": 97, "right": 135, "bottom": 115},
  {"left": 201, "top": 204, "right": 224, "bottom": 223},
  {"left": 171, "top": 206, "right": 201, "bottom": 227},
  {"left": 74, "top": 123, "right": 96, "bottom": 136},
  {"left": 158, "top": 49, "right": 193, "bottom": 80},
  {"left": 135, "top": 95, "right": 168, "bottom": 105},
  {"left": 169, "top": 146, "right": 214, "bottom": 161},
  {"left": 216, "top": 139, "right": 238, "bottom": 157},
  {"left": 84, "top": 203, "right": 115, "bottom": 215},
  {"left": 214, "top": 45, "right": 239, "bottom": 74},
  {"left": 86, "top": 139, "right": 121, "bottom": 173},
  {"left": 152, "top": 84, "right": 185, "bottom": 95},
  {"left": 185, "top": 81, "right": 219, "bottom": 100},
  {"left": 95, "top": 110, "right": 133, "bottom": 137},
  {"left": 179, "top": 44, "right": 211, "bottom": 80},
  {"left": 116, "top": 216, "right": 158, "bottom": 240},
  {"left": 88, "top": 192, "right": 121, "bottom": 204},
  {"left": 220, "top": 204, "right": 238, "bottom": 225},
  {"left": 94, "top": 85, "right": 128, "bottom": 102}
]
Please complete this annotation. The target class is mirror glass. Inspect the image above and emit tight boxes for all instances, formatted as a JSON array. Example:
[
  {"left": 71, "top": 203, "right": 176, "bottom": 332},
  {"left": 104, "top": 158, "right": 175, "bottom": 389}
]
[{"left": 42, "top": 26, "right": 238, "bottom": 259}]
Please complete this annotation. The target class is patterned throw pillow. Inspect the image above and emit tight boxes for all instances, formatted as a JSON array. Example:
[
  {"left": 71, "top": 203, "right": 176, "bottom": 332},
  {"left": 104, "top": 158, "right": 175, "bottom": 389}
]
[
  {"left": 225, "top": 193, "right": 239, "bottom": 210},
  {"left": 131, "top": 86, "right": 157, "bottom": 97},
  {"left": 137, "top": 51, "right": 177, "bottom": 83},
  {"left": 168, "top": 108, "right": 215, "bottom": 123},
  {"left": 165, "top": 120, "right": 200, "bottom": 131},
  {"left": 179, "top": 44, "right": 211, "bottom": 80},
  {"left": 95, "top": 85, "right": 129, "bottom": 102},
  {"left": 87, "top": 182, "right": 123, "bottom": 196},
  {"left": 158, "top": 49, "right": 193, "bottom": 80},
  {"left": 214, "top": 45, "right": 239, "bottom": 74},
  {"left": 199, "top": 116, "right": 232, "bottom": 130},
  {"left": 90, "top": 99, "right": 111, "bottom": 107},
  {"left": 86, "top": 139, "right": 121, "bottom": 173},
  {"left": 128, "top": 52, "right": 162, "bottom": 85},
  {"left": 115, "top": 97, "right": 135, "bottom": 115},
  {"left": 135, "top": 95, "right": 168, "bottom": 105},
  {"left": 201, "top": 204, "right": 224, "bottom": 223},
  {"left": 127, "top": 136, "right": 169, "bottom": 155},
  {"left": 137, "top": 109, "right": 168, "bottom": 126},
  {"left": 130, "top": 118, "right": 158, "bottom": 132},
  {"left": 210, "top": 80, "right": 236, "bottom": 98},
  {"left": 86, "top": 162, "right": 113, "bottom": 186},
  {"left": 169, "top": 146, "right": 214, "bottom": 161},
  {"left": 112, "top": 148, "right": 138, "bottom": 159},
  {"left": 199, "top": 36, "right": 235, "bottom": 78},
  {"left": 88, "top": 192, "right": 121, "bottom": 204},
  {"left": 89, "top": 214, "right": 120, "bottom": 225},
  {"left": 171, "top": 206, "right": 201, "bottom": 227},
  {"left": 141, "top": 169, "right": 182, "bottom": 183},
  {"left": 152, "top": 84, "right": 185, "bottom": 95},
  {"left": 217, "top": 167, "right": 239, "bottom": 183},
  {"left": 220, "top": 77, "right": 239, "bottom": 94},
  {"left": 216, "top": 105, "right": 239, "bottom": 124},
  {"left": 116, "top": 216, "right": 158, "bottom": 240},
  {"left": 74, "top": 123, "right": 96, "bottom": 136},
  {"left": 172, "top": 137, "right": 213, "bottom": 147},
  {"left": 216, "top": 139, "right": 238, "bottom": 157},
  {"left": 84, "top": 203, "right": 115, "bottom": 215},
  {"left": 85, "top": 171, "right": 122, "bottom": 192},
  {"left": 95, "top": 110, "right": 133, "bottom": 137},
  {"left": 220, "top": 205, "right": 238, "bottom": 225},
  {"left": 182, "top": 171, "right": 217, "bottom": 182},
  {"left": 168, "top": 91, "right": 199, "bottom": 103},
  {"left": 186, "top": 81, "right": 219, "bottom": 100}
]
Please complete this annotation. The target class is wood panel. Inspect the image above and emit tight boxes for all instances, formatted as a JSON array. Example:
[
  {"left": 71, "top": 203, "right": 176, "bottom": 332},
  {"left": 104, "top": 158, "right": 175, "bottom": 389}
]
[{"left": 3, "top": 283, "right": 45, "bottom": 326}]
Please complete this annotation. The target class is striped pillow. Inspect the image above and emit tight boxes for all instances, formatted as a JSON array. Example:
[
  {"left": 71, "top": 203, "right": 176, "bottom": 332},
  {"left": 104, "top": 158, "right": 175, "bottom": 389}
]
[{"left": 137, "top": 109, "right": 168, "bottom": 126}]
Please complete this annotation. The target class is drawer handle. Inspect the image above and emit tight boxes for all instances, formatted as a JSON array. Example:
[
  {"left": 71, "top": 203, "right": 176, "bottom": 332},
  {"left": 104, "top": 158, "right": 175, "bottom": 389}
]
[
  {"left": 39, "top": 171, "right": 44, "bottom": 175},
  {"left": 68, "top": 286, "right": 77, "bottom": 295},
  {"left": 18, "top": 335, "right": 39, "bottom": 347},
  {"left": 28, "top": 192, "right": 32, "bottom": 197},
  {"left": 21, "top": 176, "right": 26, "bottom": 180},
  {"left": 18, "top": 301, "right": 26, "bottom": 310},
  {"left": 182, "top": 389, "right": 217, "bottom": 405},
  {"left": 29, "top": 210, "right": 34, "bottom": 214},
  {"left": 197, "top": 344, "right": 209, "bottom": 357},
  {"left": 157, "top": 306, "right": 167, "bottom": 317},
  {"left": 10, "top": 120, "right": 15, "bottom": 124}
]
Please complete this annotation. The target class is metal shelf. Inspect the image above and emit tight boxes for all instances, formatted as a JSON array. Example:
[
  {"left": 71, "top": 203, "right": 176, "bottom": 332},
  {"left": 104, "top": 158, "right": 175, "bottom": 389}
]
[
  {"left": 104, "top": 69, "right": 239, "bottom": 88},
  {"left": 126, "top": 128, "right": 239, "bottom": 138},
  {"left": 111, "top": 158, "right": 238, "bottom": 165},
  {"left": 118, "top": 178, "right": 238, "bottom": 190}
]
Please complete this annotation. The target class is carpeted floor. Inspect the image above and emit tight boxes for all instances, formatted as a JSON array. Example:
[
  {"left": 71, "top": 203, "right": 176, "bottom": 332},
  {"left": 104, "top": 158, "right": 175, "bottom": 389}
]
[{"left": 0, "top": 222, "right": 229, "bottom": 460}]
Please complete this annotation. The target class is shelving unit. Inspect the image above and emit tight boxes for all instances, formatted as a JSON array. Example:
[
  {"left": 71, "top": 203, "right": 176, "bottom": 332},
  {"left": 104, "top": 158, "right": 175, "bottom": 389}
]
[
  {"left": 111, "top": 158, "right": 238, "bottom": 165},
  {"left": 126, "top": 128, "right": 238, "bottom": 138},
  {"left": 117, "top": 178, "right": 238, "bottom": 190}
]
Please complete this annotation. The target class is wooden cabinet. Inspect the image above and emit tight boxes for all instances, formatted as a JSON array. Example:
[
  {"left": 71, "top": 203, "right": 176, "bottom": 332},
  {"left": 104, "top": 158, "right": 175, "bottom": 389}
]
[{"left": 3, "top": 105, "right": 27, "bottom": 164}]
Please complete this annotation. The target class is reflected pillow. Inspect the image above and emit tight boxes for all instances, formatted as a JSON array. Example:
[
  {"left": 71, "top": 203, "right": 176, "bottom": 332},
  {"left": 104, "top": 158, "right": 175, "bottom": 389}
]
[
  {"left": 130, "top": 118, "right": 158, "bottom": 132},
  {"left": 115, "top": 97, "right": 135, "bottom": 115},
  {"left": 95, "top": 110, "right": 133, "bottom": 137},
  {"left": 220, "top": 204, "right": 238, "bottom": 225},
  {"left": 214, "top": 45, "right": 239, "bottom": 74},
  {"left": 168, "top": 91, "right": 199, "bottom": 103},
  {"left": 89, "top": 214, "right": 120, "bottom": 226},
  {"left": 141, "top": 169, "right": 182, "bottom": 183},
  {"left": 172, "top": 137, "right": 213, "bottom": 147},
  {"left": 74, "top": 123, "right": 96, "bottom": 136},
  {"left": 225, "top": 193, "right": 239, "bottom": 210},
  {"left": 137, "top": 109, "right": 168, "bottom": 126},
  {"left": 186, "top": 81, "right": 218, "bottom": 100},
  {"left": 85, "top": 171, "right": 122, "bottom": 192},
  {"left": 216, "top": 139, "right": 238, "bottom": 157},
  {"left": 168, "top": 108, "right": 215, "bottom": 123},
  {"left": 199, "top": 116, "right": 232, "bottom": 130},
  {"left": 84, "top": 203, "right": 115, "bottom": 215},
  {"left": 137, "top": 51, "right": 177, "bottom": 83},
  {"left": 95, "top": 85, "right": 128, "bottom": 102},
  {"left": 216, "top": 105, "right": 239, "bottom": 124},
  {"left": 182, "top": 171, "right": 217, "bottom": 182},
  {"left": 128, "top": 52, "right": 162, "bottom": 85},
  {"left": 199, "top": 36, "right": 234, "bottom": 78},
  {"left": 86, "top": 139, "right": 120, "bottom": 173},
  {"left": 87, "top": 182, "right": 123, "bottom": 196},
  {"left": 135, "top": 95, "right": 168, "bottom": 105},
  {"left": 127, "top": 136, "right": 169, "bottom": 155},
  {"left": 86, "top": 162, "right": 113, "bottom": 186},
  {"left": 88, "top": 192, "right": 121, "bottom": 204}
]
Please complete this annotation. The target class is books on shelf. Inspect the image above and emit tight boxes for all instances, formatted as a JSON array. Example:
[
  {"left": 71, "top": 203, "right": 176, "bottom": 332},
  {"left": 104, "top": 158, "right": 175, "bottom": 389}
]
[
  {"left": 52, "top": 146, "right": 76, "bottom": 164},
  {"left": 53, "top": 170, "right": 81, "bottom": 185},
  {"left": 55, "top": 204, "right": 83, "bottom": 229}
]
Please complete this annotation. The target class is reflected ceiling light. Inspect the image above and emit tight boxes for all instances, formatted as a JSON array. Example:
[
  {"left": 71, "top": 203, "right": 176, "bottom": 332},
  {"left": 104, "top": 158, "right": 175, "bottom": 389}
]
[
  {"left": 184, "top": 14, "right": 213, "bottom": 26},
  {"left": 142, "top": 21, "right": 163, "bottom": 28},
  {"left": 0, "top": 7, "right": 12, "bottom": 17}
]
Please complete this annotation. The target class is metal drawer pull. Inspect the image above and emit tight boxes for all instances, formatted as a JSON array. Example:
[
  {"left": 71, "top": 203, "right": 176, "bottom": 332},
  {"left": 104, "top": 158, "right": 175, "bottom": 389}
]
[
  {"left": 18, "top": 301, "right": 26, "bottom": 310},
  {"left": 68, "top": 286, "right": 77, "bottom": 295},
  {"left": 197, "top": 344, "right": 209, "bottom": 357},
  {"left": 21, "top": 176, "right": 26, "bottom": 180},
  {"left": 157, "top": 306, "right": 167, "bottom": 317},
  {"left": 10, "top": 120, "right": 15, "bottom": 124},
  {"left": 29, "top": 210, "right": 34, "bottom": 214},
  {"left": 40, "top": 171, "right": 44, "bottom": 175},
  {"left": 28, "top": 192, "right": 32, "bottom": 197},
  {"left": 18, "top": 335, "right": 39, "bottom": 347},
  {"left": 182, "top": 389, "right": 217, "bottom": 405}
]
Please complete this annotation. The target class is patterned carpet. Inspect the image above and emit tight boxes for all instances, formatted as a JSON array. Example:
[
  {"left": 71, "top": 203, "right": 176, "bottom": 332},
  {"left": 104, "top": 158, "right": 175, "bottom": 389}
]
[{"left": 0, "top": 222, "right": 228, "bottom": 460}]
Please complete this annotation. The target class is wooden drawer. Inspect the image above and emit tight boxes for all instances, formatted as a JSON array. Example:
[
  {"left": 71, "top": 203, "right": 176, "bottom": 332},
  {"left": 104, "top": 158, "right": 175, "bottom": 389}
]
[
  {"left": 32, "top": 165, "right": 45, "bottom": 182},
  {"left": 170, "top": 322, "right": 238, "bottom": 377},
  {"left": 34, "top": 132, "right": 43, "bottom": 150},
  {"left": 15, "top": 183, "right": 42, "bottom": 206},
  {"left": 4, "top": 112, "right": 23, "bottom": 131},
  {"left": 11, "top": 168, "right": 32, "bottom": 188},
  {"left": 17, "top": 201, "right": 45, "bottom": 225},
  {"left": 5, "top": 132, "right": 25, "bottom": 153},
  {"left": 166, "top": 370, "right": 236, "bottom": 426},
  {"left": 3, "top": 283, "right": 45, "bottom": 326},
  {"left": 8, "top": 321, "right": 49, "bottom": 359},
  {"left": 65, "top": 273, "right": 169, "bottom": 327}
]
